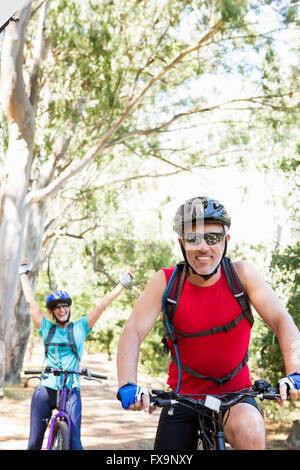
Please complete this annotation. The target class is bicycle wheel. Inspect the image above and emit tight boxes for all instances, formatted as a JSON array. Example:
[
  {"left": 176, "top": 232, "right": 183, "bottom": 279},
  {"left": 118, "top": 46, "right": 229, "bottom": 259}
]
[{"left": 50, "top": 420, "right": 70, "bottom": 450}]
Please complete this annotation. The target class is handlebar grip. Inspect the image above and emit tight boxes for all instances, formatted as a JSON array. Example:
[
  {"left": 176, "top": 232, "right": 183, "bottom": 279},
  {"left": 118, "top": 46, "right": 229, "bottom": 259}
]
[
  {"left": 150, "top": 398, "right": 173, "bottom": 407},
  {"left": 90, "top": 373, "right": 107, "bottom": 380},
  {"left": 263, "top": 392, "right": 281, "bottom": 400},
  {"left": 24, "top": 370, "right": 42, "bottom": 375}
]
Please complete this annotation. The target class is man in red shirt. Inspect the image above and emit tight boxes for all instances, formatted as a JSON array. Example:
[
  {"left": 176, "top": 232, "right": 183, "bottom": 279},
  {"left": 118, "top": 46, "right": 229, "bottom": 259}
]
[{"left": 116, "top": 196, "right": 300, "bottom": 450}]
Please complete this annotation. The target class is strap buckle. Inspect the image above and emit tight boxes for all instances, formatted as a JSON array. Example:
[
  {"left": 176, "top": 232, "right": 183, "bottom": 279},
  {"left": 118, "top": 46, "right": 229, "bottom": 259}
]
[{"left": 162, "top": 331, "right": 178, "bottom": 354}]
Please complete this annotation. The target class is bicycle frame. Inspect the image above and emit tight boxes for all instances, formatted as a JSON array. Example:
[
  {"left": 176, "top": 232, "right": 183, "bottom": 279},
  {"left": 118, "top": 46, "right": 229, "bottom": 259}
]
[
  {"left": 25, "top": 366, "right": 107, "bottom": 450},
  {"left": 47, "top": 384, "right": 71, "bottom": 450},
  {"left": 198, "top": 409, "right": 227, "bottom": 450}
]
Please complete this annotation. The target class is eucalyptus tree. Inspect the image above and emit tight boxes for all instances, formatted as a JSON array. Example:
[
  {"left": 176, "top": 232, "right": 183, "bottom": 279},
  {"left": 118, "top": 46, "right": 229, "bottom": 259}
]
[{"left": 0, "top": 0, "right": 298, "bottom": 389}]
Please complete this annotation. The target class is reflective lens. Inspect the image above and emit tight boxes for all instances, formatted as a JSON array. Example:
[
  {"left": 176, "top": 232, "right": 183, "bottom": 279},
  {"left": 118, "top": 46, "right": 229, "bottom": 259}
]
[
  {"left": 183, "top": 232, "right": 225, "bottom": 246},
  {"left": 54, "top": 303, "right": 69, "bottom": 310}
]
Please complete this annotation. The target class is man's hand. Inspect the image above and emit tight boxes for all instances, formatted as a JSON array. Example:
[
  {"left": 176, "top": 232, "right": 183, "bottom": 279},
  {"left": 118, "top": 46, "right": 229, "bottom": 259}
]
[
  {"left": 117, "top": 383, "right": 154, "bottom": 413},
  {"left": 278, "top": 372, "right": 300, "bottom": 402}
]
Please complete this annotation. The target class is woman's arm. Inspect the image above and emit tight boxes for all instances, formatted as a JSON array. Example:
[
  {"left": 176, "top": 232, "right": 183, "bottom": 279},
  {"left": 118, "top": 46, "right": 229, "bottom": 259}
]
[
  {"left": 19, "top": 260, "right": 43, "bottom": 329},
  {"left": 88, "top": 269, "right": 133, "bottom": 329},
  {"left": 117, "top": 270, "right": 166, "bottom": 388}
]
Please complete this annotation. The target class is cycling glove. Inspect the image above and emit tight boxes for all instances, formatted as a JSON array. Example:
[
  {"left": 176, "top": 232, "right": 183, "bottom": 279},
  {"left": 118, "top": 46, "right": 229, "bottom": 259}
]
[{"left": 117, "top": 383, "right": 149, "bottom": 409}]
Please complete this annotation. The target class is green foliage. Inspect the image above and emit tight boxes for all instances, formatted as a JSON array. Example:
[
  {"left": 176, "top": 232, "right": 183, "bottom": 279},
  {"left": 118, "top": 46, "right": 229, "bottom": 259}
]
[
  {"left": 252, "top": 239, "right": 300, "bottom": 385},
  {"left": 42, "top": 202, "right": 178, "bottom": 376},
  {"left": 278, "top": 156, "right": 300, "bottom": 174},
  {"left": 229, "top": 235, "right": 299, "bottom": 391},
  {"left": 82, "top": 234, "right": 176, "bottom": 302},
  {"left": 80, "top": 232, "right": 177, "bottom": 375},
  {"left": 139, "top": 319, "right": 171, "bottom": 376},
  {"left": 219, "top": 0, "right": 247, "bottom": 27},
  {"left": 0, "top": 108, "right": 8, "bottom": 155},
  {"left": 26, "top": 0, "right": 296, "bottom": 186}
]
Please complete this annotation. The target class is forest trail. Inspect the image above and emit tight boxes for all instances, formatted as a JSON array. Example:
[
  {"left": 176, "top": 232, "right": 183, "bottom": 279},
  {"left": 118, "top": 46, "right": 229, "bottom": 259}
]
[{"left": 0, "top": 344, "right": 291, "bottom": 450}]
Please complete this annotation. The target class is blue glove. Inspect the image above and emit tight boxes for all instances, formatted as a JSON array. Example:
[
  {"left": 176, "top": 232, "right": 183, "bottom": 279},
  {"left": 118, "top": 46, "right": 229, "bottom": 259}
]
[
  {"left": 278, "top": 372, "right": 300, "bottom": 393},
  {"left": 117, "top": 382, "right": 149, "bottom": 410}
]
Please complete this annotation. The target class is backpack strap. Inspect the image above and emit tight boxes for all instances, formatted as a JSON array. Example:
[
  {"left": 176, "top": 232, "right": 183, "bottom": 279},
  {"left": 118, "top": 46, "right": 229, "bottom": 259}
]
[
  {"left": 164, "top": 261, "right": 187, "bottom": 323},
  {"left": 44, "top": 322, "right": 80, "bottom": 366},
  {"left": 66, "top": 322, "right": 80, "bottom": 366},
  {"left": 222, "top": 257, "right": 254, "bottom": 327},
  {"left": 162, "top": 262, "right": 187, "bottom": 353},
  {"left": 170, "top": 349, "right": 250, "bottom": 387},
  {"left": 162, "top": 258, "right": 254, "bottom": 347},
  {"left": 44, "top": 323, "right": 57, "bottom": 357},
  {"left": 172, "top": 311, "right": 251, "bottom": 339}
]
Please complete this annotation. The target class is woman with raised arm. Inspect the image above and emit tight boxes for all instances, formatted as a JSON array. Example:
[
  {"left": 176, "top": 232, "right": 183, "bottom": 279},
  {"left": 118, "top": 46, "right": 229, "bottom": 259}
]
[{"left": 19, "top": 259, "right": 133, "bottom": 450}]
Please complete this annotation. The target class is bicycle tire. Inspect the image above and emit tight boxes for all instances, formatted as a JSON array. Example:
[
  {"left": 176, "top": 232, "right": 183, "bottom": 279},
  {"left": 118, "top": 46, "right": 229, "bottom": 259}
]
[{"left": 50, "top": 420, "right": 70, "bottom": 450}]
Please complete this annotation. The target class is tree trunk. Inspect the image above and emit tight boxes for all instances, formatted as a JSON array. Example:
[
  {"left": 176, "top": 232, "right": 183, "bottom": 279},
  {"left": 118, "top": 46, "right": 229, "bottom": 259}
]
[
  {"left": 5, "top": 199, "right": 46, "bottom": 383},
  {"left": 4, "top": 286, "right": 33, "bottom": 384},
  {"left": 0, "top": 6, "right": 34, "bottom": 397}
]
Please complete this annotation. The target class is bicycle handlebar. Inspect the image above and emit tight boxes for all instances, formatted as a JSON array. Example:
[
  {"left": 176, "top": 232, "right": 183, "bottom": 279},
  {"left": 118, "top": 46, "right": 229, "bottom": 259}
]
[
  {"left": 150, "top": 380, "right": 281, "bottom": 414},
  {"left": 24, "top": 367, "right": 107, "bottom": 381},
  {"left": 24, "top": 370, "right": 42, "bottom": 375}
]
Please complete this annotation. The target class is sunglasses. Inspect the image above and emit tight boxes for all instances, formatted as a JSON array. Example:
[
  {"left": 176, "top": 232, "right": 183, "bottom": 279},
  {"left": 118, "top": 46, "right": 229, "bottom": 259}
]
[
  {"left": 183, "top": 232, "right": 225, "bottom": 246},
  {"left": 54, "top": 303, "right": 69, "bottom": 310}
]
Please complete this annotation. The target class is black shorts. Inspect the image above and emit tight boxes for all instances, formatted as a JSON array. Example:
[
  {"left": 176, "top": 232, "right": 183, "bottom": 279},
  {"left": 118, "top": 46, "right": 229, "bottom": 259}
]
[{"left": 153, "top": 397, "right": 260, "bottom": 451}]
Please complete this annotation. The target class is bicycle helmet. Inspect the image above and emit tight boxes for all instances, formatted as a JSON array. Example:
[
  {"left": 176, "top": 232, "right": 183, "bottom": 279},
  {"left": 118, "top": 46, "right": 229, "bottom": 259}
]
[
  {"left": 46, "top": 290, "right": 72, "bottom": 310},
  {"left": 173, "top": 197, "right": 230, "bottom": 281},
  {"left": 173, "top": 196, "right": 231, "bottom": 236}
]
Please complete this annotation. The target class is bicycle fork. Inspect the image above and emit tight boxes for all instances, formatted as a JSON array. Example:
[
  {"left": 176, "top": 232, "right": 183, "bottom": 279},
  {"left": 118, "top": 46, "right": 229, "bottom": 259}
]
[
  {"left": 46, "top": 387, "right": 71, "bottom": 450},
  {"left": 198, "top": 410, "right": 227, "bottom": 450},
  {"left": 212, "top": 411, "right": 226, "bottom": 450}
]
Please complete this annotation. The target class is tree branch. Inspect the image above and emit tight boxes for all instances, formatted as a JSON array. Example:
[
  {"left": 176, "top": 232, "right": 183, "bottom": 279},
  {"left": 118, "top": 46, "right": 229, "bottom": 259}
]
[
  {"left": 105, "top": 93, "right": 291, "bottom": 147},
  {"left": 1, "top": 6, "right": 33, "bottom": 132},
  {"left": 24, "top": 13, "right": 248, "bottom": 207},
  {"left": 64, "top": 224, "right": 100, "bottom": 240},
  {"left": 125, "top": 17, "right": 224, "bottom": 115},
  {"left": 130, "top": 6, "right": 181, "bottom": 97},
  {"left": 28, "top": 0, "right": 49, "bottom": 109}
]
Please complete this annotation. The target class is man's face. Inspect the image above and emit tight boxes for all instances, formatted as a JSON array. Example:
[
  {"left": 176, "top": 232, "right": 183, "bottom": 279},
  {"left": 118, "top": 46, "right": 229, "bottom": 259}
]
[{"left": 180, "top": 222, "right": 229, "bottom": 277}]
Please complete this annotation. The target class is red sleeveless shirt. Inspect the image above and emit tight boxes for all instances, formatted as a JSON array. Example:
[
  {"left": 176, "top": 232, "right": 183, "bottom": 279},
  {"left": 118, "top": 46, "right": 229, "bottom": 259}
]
[{"left": 161, "top": 265, "right": 252, "bottom": 396}]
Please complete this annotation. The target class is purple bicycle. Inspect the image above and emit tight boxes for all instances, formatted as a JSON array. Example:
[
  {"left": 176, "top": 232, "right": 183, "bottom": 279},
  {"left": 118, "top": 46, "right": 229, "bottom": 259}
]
[{"left": 25, "top": 366, "right": 107, "bottom": 450}]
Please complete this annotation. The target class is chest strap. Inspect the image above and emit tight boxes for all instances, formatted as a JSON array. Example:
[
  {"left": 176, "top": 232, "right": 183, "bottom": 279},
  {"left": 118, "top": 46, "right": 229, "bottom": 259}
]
[
  {"left": 170, "top": 349, "right": 249, "bottom": 387},
  {"left": 162, "top": 257, "right": 254, "bottom": 349}
]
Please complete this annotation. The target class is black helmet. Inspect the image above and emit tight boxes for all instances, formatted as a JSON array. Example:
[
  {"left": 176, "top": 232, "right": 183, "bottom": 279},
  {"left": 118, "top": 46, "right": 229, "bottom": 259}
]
[
  {"left": 173, "top": 196, "right": 231, "bottom": 236},
  {"left": 46, "top": 290, "right": 72, "bottom": 310}
]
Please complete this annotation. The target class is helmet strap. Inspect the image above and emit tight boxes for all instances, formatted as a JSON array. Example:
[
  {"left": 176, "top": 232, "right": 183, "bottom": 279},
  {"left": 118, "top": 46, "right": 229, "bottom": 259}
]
[
  {"left": 180, "top": 239, "right": 227, "bottom": 281},
  {"left": 52, "top": 310, "right": 71, "bottom": 325}
]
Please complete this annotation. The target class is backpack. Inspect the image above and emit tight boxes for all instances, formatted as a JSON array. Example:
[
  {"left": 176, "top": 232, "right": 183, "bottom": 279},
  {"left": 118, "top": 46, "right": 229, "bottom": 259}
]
[
  {"left": 41, "top": 322, "right": 80, "bottom": 404},
  {"left": 44, "top": 322, "right": 80, "bottom": 367},
  {"left": 161, "top": 256, "right": 254, "bottom": 389}
]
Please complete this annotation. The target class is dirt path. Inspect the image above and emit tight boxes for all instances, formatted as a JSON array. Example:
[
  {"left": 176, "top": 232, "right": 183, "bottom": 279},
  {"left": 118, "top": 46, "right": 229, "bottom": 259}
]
[
  {"left": 0, "top": 346, "right": 291, "bottom": 450},
  {"left": 0, "top": 346, "right": 164, "bottom": 451}
]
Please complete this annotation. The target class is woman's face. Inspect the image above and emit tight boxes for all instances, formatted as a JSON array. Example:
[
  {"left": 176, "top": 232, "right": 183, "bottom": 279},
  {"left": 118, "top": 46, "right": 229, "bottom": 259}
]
[{"left": 51, "top": 303, "right": 70, "bottom": 324}]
